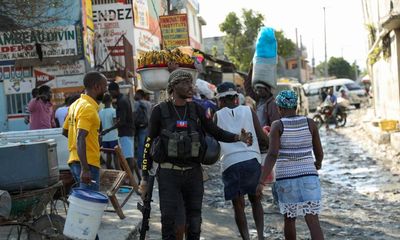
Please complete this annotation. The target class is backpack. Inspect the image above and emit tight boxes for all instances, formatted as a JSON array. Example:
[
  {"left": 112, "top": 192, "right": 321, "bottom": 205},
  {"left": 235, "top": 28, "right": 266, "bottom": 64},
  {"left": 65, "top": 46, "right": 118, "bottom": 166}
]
[{"left": 134, "top": 101, "right": 149, "bottom": 129}]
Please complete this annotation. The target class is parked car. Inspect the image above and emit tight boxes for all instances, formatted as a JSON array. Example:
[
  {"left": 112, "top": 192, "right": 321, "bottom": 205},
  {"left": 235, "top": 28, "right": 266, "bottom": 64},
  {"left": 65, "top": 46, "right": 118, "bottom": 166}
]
[
  {"left": 274, "top": 81, "right": 309, "bottom": 116},
  {"left": 303, "top": 81, "right": 326, "bottom": 112},
  {"left": 303, "top": 79, "right": 368, "bottom": 110}
]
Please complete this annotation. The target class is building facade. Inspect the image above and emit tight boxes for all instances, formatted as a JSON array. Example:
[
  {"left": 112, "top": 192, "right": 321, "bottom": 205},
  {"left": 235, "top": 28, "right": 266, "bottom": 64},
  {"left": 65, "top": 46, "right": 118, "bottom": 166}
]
[
  {"left": 363, "top": 0, "right": 400, "bottom": 120},
  {"left": 0, "top": 0, "right": 205, "bottom": 131}
]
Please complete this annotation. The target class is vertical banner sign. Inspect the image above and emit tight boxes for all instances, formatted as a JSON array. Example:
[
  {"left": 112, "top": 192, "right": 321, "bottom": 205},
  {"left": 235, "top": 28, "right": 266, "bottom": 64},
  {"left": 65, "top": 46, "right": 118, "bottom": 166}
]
[
  {"left": 159, "top": 14, "right": 189, "bottom": 49},
  {"left": 133, "top": 0, "right": 150, "bottom": 29},
  {"left": 82, "top": 0, "right": 95, "bottom": 67}
]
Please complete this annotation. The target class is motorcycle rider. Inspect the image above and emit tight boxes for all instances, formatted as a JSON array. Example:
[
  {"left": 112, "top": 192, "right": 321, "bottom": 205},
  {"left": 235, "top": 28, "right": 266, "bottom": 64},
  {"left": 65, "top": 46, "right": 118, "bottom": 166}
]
[{"left": 323, "top": 88, "right": 338, "bottom": 129}]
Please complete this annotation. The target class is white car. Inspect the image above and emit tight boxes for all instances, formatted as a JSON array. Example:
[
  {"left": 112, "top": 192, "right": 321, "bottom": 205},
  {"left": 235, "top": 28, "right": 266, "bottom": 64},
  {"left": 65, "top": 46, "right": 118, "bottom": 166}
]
[{"left": 303, "top": 79, "right": 368, "bottom": 110}]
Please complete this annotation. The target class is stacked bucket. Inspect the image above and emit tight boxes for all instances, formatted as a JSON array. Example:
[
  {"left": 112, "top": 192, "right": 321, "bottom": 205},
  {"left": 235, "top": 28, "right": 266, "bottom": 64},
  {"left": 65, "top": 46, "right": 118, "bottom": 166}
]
[{"left": 252, "top": 27, "right": 278, "bottom": 89}]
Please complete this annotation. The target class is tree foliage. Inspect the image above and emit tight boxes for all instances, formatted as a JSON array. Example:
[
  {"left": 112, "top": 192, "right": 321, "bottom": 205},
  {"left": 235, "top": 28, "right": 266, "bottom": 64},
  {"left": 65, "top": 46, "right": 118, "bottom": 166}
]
[
  {"left": 219, "top": 9, "right": 296, "bottom": 72},
  {"left": 219, "top": 9, "right": 264, "bottom": 71},
  {"left": 275, "top": 31, "right": 296, "bottom": 59},
  {"left": 316, "top": 57, "right": 360, "bottom": 80},
  {"left": 0, "top": 0, "right": 78, "bottom": 32},
  {"left": 328, "top": 57, "right": 353, "bottom": 79},
  {"left": 315, "top": 61, "right": 327, "bottom": 77}
]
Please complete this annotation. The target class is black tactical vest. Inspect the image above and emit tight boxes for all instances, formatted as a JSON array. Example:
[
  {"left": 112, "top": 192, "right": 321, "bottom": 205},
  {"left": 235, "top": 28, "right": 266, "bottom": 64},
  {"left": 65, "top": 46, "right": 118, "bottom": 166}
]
[{"left": 152, "top": 101, "right": 206, "bottom": 164}]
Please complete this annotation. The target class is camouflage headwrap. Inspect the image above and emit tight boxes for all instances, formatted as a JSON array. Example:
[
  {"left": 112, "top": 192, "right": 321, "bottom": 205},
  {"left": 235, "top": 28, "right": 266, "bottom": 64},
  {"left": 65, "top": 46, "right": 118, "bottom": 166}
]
[
  {"left": 275, "top": 90, "right": 298, "bottom": 109},
  {"left": 167, "top": 70, "right": 193, "bottom": 94}
]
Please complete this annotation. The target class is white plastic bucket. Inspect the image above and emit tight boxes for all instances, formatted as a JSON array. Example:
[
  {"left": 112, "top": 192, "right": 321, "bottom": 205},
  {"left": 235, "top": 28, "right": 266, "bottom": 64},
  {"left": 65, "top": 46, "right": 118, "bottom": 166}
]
[{"left": 63, "top": 188, "right": 108, "bottom": 240}]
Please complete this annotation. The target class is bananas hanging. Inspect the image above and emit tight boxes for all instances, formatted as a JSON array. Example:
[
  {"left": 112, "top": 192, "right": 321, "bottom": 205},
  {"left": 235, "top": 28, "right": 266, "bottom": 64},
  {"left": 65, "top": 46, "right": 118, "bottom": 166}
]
[{"left": 138, "top": 48, "right": 196, "bottom": 68}]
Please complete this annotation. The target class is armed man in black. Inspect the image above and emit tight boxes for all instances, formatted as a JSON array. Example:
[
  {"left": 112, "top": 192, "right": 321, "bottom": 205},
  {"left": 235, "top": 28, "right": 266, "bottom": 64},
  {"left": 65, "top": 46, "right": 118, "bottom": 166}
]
[{"left": 139, "top": 70, "right": 253, "bottom": 240}]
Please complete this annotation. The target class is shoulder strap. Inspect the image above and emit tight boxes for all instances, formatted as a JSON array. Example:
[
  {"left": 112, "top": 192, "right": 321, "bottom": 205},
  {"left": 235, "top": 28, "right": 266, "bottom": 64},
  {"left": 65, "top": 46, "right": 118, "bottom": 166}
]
[
  {"left": 159, "top": 101, "right": 170, "bottom": 119},
  {"left": 188, "top": 102, "right": 198, "bottom": 120}
]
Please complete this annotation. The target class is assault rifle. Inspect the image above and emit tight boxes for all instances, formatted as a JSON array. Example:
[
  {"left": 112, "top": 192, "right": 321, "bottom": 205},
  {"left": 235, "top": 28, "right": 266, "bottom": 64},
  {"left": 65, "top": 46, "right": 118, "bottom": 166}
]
[{"left": 137, "top": 174, "right": 155, "bottom": 240}]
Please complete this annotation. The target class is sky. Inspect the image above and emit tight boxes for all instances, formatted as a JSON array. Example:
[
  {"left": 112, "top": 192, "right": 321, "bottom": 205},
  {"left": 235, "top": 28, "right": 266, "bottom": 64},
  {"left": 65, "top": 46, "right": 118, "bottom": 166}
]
[{"left": 198, "top": 0, "right": 368, "bottom": 69}]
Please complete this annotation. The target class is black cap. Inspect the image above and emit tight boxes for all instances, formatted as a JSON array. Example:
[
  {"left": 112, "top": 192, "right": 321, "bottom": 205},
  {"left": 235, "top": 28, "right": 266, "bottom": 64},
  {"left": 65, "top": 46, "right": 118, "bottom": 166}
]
[
  {"left": 108, "top": 81, "right": 119, "bottom": 91},
  {"left": 216, "top": 82, "right": 237, "bottom": 99}
]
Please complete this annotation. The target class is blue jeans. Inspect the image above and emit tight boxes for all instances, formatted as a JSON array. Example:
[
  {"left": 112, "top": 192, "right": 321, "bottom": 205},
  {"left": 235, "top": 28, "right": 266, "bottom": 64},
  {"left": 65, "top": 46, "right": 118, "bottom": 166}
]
[
  {"left": 136, "top": 128, "right": 148, "bottom": 169},
  {"left": 158, "top": 165, "right": 203, "bottom": 240},
  {"left": 69, "top": 162, "right": 100, "bottom": 191}
]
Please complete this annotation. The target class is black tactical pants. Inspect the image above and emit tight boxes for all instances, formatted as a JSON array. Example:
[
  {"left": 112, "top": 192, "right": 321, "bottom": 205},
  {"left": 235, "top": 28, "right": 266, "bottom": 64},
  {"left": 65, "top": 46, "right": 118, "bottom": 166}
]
[{"left": 158, "top": 164, "right": 203, "bottom": 240}]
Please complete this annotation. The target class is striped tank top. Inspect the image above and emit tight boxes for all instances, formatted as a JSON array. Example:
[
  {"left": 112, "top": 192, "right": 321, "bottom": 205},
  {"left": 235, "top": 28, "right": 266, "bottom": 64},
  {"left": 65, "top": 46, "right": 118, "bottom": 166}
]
[{"left": 276, "top": 116, "right": 318, "bottom": 180}]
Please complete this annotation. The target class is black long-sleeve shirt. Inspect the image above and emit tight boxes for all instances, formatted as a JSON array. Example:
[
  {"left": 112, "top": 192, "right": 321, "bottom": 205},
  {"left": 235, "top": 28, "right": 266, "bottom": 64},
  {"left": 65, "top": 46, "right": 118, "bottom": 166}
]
[
  {"left": 142, "top": 101, "right": 238, "bottom": 178},
  {"left": 115, "top": 94, "right": 134, "bottom": 137}
]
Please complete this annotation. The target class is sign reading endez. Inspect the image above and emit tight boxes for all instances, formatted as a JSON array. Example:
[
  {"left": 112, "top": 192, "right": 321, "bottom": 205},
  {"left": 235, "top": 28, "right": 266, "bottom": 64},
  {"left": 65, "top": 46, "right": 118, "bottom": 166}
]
[
  {"left": 159, "top": 14, "right": 189, "bottom": 49},
  {"left": 0, "top": 26, "right": 78, "bottom": 60}
]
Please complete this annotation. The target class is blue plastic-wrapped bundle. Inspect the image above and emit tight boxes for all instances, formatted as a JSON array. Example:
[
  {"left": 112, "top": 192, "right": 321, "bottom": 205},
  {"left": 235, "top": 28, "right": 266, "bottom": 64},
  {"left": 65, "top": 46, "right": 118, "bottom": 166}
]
[
  {"left": 255, "top": 27, "right": 277, "bottom": 58},
  {"left": 252, "top": 27, "right": 278, "bottom": 89}
]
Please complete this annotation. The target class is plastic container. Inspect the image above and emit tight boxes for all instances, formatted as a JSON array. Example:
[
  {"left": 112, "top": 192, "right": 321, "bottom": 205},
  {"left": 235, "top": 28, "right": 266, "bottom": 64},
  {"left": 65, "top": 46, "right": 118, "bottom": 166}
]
[
  {"left": 63, "top": 189, "right": 109, "bottom": 240},
  {"left": 379, "top": 120, "right": 398, "bottom": 131},
  {"left": 252, "top": 57, "right": 277, "bottom": 89},
  {"left": 137, "top": 67, "right": 170, "bottom": 91}
]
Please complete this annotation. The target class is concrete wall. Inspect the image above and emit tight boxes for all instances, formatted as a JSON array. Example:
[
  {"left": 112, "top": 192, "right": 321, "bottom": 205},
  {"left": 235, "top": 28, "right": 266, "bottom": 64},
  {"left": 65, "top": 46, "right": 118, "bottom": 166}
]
[{"left": 372, "top": 29, "right": 400, "bottom": 120}]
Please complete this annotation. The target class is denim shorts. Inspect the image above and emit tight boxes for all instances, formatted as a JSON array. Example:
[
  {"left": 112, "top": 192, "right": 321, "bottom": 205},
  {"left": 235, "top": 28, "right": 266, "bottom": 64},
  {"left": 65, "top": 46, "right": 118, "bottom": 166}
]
[
  {"left": 102, "top": 140, "right": 118, "bottom": 149},
  {"left": 275, "top": 175, "right": 322, "bottom": 218},
  {"left": 222, "top": 158, "right": 261, "bottom": 200},
  {"left": 119, "top": 136, "right": 134, "bottom": 158}
]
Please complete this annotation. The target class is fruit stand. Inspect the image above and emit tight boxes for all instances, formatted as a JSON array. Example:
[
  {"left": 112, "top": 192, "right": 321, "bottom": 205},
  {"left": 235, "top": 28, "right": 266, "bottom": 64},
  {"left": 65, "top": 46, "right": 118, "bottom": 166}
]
[{"left": 136, "top": 47, "right": 203, "bottom": 91}]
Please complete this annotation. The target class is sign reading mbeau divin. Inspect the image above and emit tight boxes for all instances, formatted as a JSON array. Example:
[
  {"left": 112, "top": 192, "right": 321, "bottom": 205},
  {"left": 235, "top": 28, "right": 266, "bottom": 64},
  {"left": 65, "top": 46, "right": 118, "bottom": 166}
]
[{"left": 0, "top": 26, "right": 79, "bottom": 60}]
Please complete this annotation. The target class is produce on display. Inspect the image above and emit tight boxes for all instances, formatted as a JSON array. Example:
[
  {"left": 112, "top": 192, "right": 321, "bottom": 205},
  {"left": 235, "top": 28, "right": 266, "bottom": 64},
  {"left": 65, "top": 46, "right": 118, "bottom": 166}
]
[{"left": 137, "top": 47, "right": 203, "bottom": 69}]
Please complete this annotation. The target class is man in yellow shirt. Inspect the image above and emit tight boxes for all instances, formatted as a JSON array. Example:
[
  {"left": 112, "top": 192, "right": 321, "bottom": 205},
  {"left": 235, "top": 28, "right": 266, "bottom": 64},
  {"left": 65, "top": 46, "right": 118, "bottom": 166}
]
[{"left": 63, "top": 71, "right": 108, "bottom": 191}]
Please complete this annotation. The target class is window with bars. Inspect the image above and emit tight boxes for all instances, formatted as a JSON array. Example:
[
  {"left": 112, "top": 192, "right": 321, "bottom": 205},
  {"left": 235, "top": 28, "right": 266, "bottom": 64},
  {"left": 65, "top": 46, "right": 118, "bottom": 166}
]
[{"left": 6, "top": 93, "right": 32, "bottom": 115}]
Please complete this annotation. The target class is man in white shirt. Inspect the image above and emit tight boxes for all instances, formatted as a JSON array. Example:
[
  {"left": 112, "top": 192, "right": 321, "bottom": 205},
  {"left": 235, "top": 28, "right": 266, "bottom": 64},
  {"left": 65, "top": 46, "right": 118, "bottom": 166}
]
[{"left": 214, "top": 82, "right": 268, "bottom": 240}]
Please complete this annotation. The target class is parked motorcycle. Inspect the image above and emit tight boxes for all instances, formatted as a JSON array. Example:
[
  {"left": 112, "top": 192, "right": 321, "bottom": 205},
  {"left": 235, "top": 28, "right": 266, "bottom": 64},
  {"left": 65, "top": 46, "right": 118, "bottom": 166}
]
[{"left": 312, "top": 105, "right": 347, "bottom": 128}]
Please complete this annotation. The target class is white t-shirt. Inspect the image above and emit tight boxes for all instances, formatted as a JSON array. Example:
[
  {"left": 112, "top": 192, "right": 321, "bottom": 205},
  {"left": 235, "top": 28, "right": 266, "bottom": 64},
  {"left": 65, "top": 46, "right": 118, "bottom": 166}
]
[
  {"left": 99, "top": 107, "right": 118, "bottom": 142},
  {"left": 55, "top": 106, "right": 68, "bottom": 127},
  {"left": 216, "top": 105, "right": 261, "bottom": 172}
]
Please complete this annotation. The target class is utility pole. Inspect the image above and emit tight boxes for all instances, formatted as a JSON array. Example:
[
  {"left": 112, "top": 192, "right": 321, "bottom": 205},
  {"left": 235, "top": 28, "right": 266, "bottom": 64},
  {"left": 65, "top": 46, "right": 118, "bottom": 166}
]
[
  {"left": 298, "top": 35, "right": 303, "bottom": 83},
  {"left": 166, "top": 0, "right": 171, "bottom": 14},
  {"left": 354, "top": 60, "right": 359, "bottom": 80},
  {"left": 312, "top": 39, "right": 315, "bottom": 75},
  {"left": 295, "top": 28, "right": 302, "bottom": 82},
  {"left": 323, "top": 6, "right": 328, "bottom": 79}
]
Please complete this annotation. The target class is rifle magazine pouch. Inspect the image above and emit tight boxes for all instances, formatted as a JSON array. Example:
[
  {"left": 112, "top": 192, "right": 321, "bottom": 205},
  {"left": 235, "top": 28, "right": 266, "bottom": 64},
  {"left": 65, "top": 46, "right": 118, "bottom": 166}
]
[
  {"left": 190, "top": 133, "right": 201, "bottom": 157},
  {"left": 167, "top": 134, "right": 178, "bottom": 158}
]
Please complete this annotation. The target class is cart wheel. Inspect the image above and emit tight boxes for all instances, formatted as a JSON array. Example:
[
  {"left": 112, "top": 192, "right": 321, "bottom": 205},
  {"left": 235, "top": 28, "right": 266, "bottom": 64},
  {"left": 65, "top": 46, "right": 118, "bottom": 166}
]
[{"left": 28, "top": 214, "right": 70, "bottom": 240}]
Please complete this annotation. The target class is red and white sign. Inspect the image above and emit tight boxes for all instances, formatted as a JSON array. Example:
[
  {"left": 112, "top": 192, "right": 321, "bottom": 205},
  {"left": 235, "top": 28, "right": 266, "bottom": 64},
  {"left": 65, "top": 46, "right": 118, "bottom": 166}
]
[
  {"left": 92, "top": 3, "right": 135, "bottom": 71},
  {"left": 34, "top": 69, "right": 55, "bottom": 87}
]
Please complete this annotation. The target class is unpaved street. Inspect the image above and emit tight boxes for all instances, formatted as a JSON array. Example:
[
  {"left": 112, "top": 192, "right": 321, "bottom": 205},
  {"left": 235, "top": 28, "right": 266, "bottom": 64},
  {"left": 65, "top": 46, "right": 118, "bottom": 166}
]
[{"left": 140, "top": 109, "right": 400, "bottom": 240}]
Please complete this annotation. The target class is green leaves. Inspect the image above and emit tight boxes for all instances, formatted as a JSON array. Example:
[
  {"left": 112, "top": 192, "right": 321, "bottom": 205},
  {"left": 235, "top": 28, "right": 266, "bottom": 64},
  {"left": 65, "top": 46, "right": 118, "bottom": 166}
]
[{"left": 219, "top": 9, "right": 295, "bottom": 72}]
